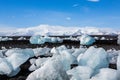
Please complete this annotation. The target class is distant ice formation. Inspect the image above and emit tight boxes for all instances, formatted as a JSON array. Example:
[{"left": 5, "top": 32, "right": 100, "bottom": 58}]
[{"left": 0, "top": 24, "right": 118, "bottom": 36}]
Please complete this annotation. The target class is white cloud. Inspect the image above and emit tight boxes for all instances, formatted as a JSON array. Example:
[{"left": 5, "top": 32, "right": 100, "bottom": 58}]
[
  {"left": 72, "top": 4, "right": 79, "bottom": 7},
  {"left": 66, "top": 17, "right": 71, "bottom": 21},
  {"left": 87, "top": 0, "right": 100, "bottom": 2}
]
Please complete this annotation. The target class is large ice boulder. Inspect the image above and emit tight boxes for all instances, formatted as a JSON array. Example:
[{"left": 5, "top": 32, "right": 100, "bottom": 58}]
[
  {"left": 80, "top": 34, "right": 95, "bottom": 45},
  {"left": 78, "top": 46, "right": 109, "bottom": 70},
  {"left": 117, "top": 53, "right": 120, "bottom": 70},
  {"left": 67, "top": 66, "right": 93, "bottom": 80},
  {"left": 6, "top": 52, "right": 32, "bottom": 70},
  {"left": 0, "top": 58, "right": 13, "bottom": 75},
  {"left": 30, "top": 35, "right": 63, "bottom": 44},
  {"left": 90, "top": 68, "right": 120, "bottom": 80},
  {"left": 0, "top": 49, "right": 34, "bottom": 77},
  {"left": 30, "top": 35, "right": 45, "bottom": 44},
  {"left": 26, "top": 56, "right": 69, "bottom": 80}
]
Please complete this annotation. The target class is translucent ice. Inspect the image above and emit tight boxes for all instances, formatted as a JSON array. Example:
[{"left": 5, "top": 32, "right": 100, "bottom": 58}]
[
  {"left": 80, "top": 34, "right": 95, "bottom": 45},
  {"left": 90, "top": 68, "right": 120, "bottom": 80},
  {"left": 78, "top": 46, "right": 109, "bottom": 70},
  {"left": 30, "top": 35, "right": 45, "bottom": 44},
  {"left": 117, "top": 53, "right": 120, "bottom": 70},
  {"left": 26, "top": 56, "right": 69, "bottom": 80},
  {"left": 0, "top": 58, "right": 13, "bottom": 75},
  {"left": 0, "top": 49, "right": 34, "bottom": 76},
  {"left": 67, "top": 66, "right": 93, "bottom": 80},
  {"left": 72, "top": 47, "right": 87, "bottom": 58},
  {"left": 33, "top": 47, "right": 50, "bottom": 57},
  {"left": 30, "top": 35, "right": 63, "bottom": 44},
  {"left": 59, "top": 50, "right": 77, "bottom": 71},
  {"left": 117, "top": 35, "right": 120, "bottom": 45}
]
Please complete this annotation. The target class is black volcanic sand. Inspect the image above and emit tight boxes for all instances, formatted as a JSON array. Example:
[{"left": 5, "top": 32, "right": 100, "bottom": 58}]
[{"left": 0, "top": 35, "right": 119, "bottom": 80}]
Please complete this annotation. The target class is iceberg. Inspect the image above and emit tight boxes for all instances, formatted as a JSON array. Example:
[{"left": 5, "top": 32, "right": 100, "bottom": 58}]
[
  {"left": 80, "top": 34, "right": 95, "bottom": 45},
  {"left": 78, "top": 46, "right": 109, "bottom": 70}
]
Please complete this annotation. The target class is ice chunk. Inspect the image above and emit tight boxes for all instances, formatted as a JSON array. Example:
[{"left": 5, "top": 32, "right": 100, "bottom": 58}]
[
  {"left": 50, "top": 47, "right": 59, "bottom": 55},
  {"left": 0, "top": 37, "right": 2, "bottom": 41},
  {"left": 117, "top": 53, "right": 120, "bottom": 70},
  {"left": 72, "top": 47, "right": 87, "bottom": 58},
  {"left": 0, "top": 49, "right": 34, "bottom": 76},
  {"left": 77, "top": 54, "right": 84, "bottom": 62},
  {"left": 80, "top": 34, "right": 95, "bottom": 45},
  {"left": 26, "top": 56, "right": 69, "bottom": 80},
  {"left": 117, "top": 35, "right": 120, "bottom": 45},
  {"left": 107, "top": 49, "right": 118, "bottom": 64},
  {"left": 36, "top": 57, "right": 50, "bottom": 67},
  {"left": 100, "top": 37, "right": 106, "bottom": 40},
  {"left": 8, "top": 67, "right": 20, "bottom": 77},
  {"left": 29, "top": 58, "right": 36, "bottom": 64},
  {"left": 67, "top": 66, "right": 93, "bottom": 80},
  {"left": 6, "top": 49, "right": 34, "bottom": 70},
  {"left": 8, "top": 38, "right": 13, "bottom": 40},
  {"left": 17, "top": 37, "right": 24, "bottom": 40},
  {"left": 43, "top": 36, "right": 51, "bottom": 42},
  {"left": 78, "top": 46, "right": 109, "bottom": 70},
  {"left": 30, "top": 35, "right": 45, "bottom": 44},
  {"left": 56, "top": 37, "right": 63, "bottom": 43},
  {"left": 29, "top": 64, "right": 37, "bottom": 71},
  {"left": 0, "top": 50, "right": 4, "bottom": 58},
  {"left": 1, "top": 37, "right": 9, "bottom": 41},
  {"left": 5, "top": 48, "right": 22, "bottom": 57},
  {"left": 51, "top": 37, "right": 58, "bottom": 43},
  {"left": 33, "top": 47, "right": 50, "bottom": 57},
  {"left": 30, "top": 35, "right": 63, "bottom": 44},
  {"left": 94, "top": 37, "right": 99, "bottom": 40},
  {"left": 59, "top": 50, "right": 77, "bottom": 71},
  {"left": 56, "top": 45, "right": 67, "bottom": 52},
  {"left": 29, "top": 57, "right": 51, "bottom": 71},
  {"left": 0, "top": 58, "right": 13, "bottom": 75},
  {"left": 90, "top": 68, "right": 120, "bottom": 80}
]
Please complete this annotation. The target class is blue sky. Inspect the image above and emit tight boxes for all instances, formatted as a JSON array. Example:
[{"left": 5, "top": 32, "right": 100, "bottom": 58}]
[{"left": 0, "top": 0, "right": 120, "bottom": 29}]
